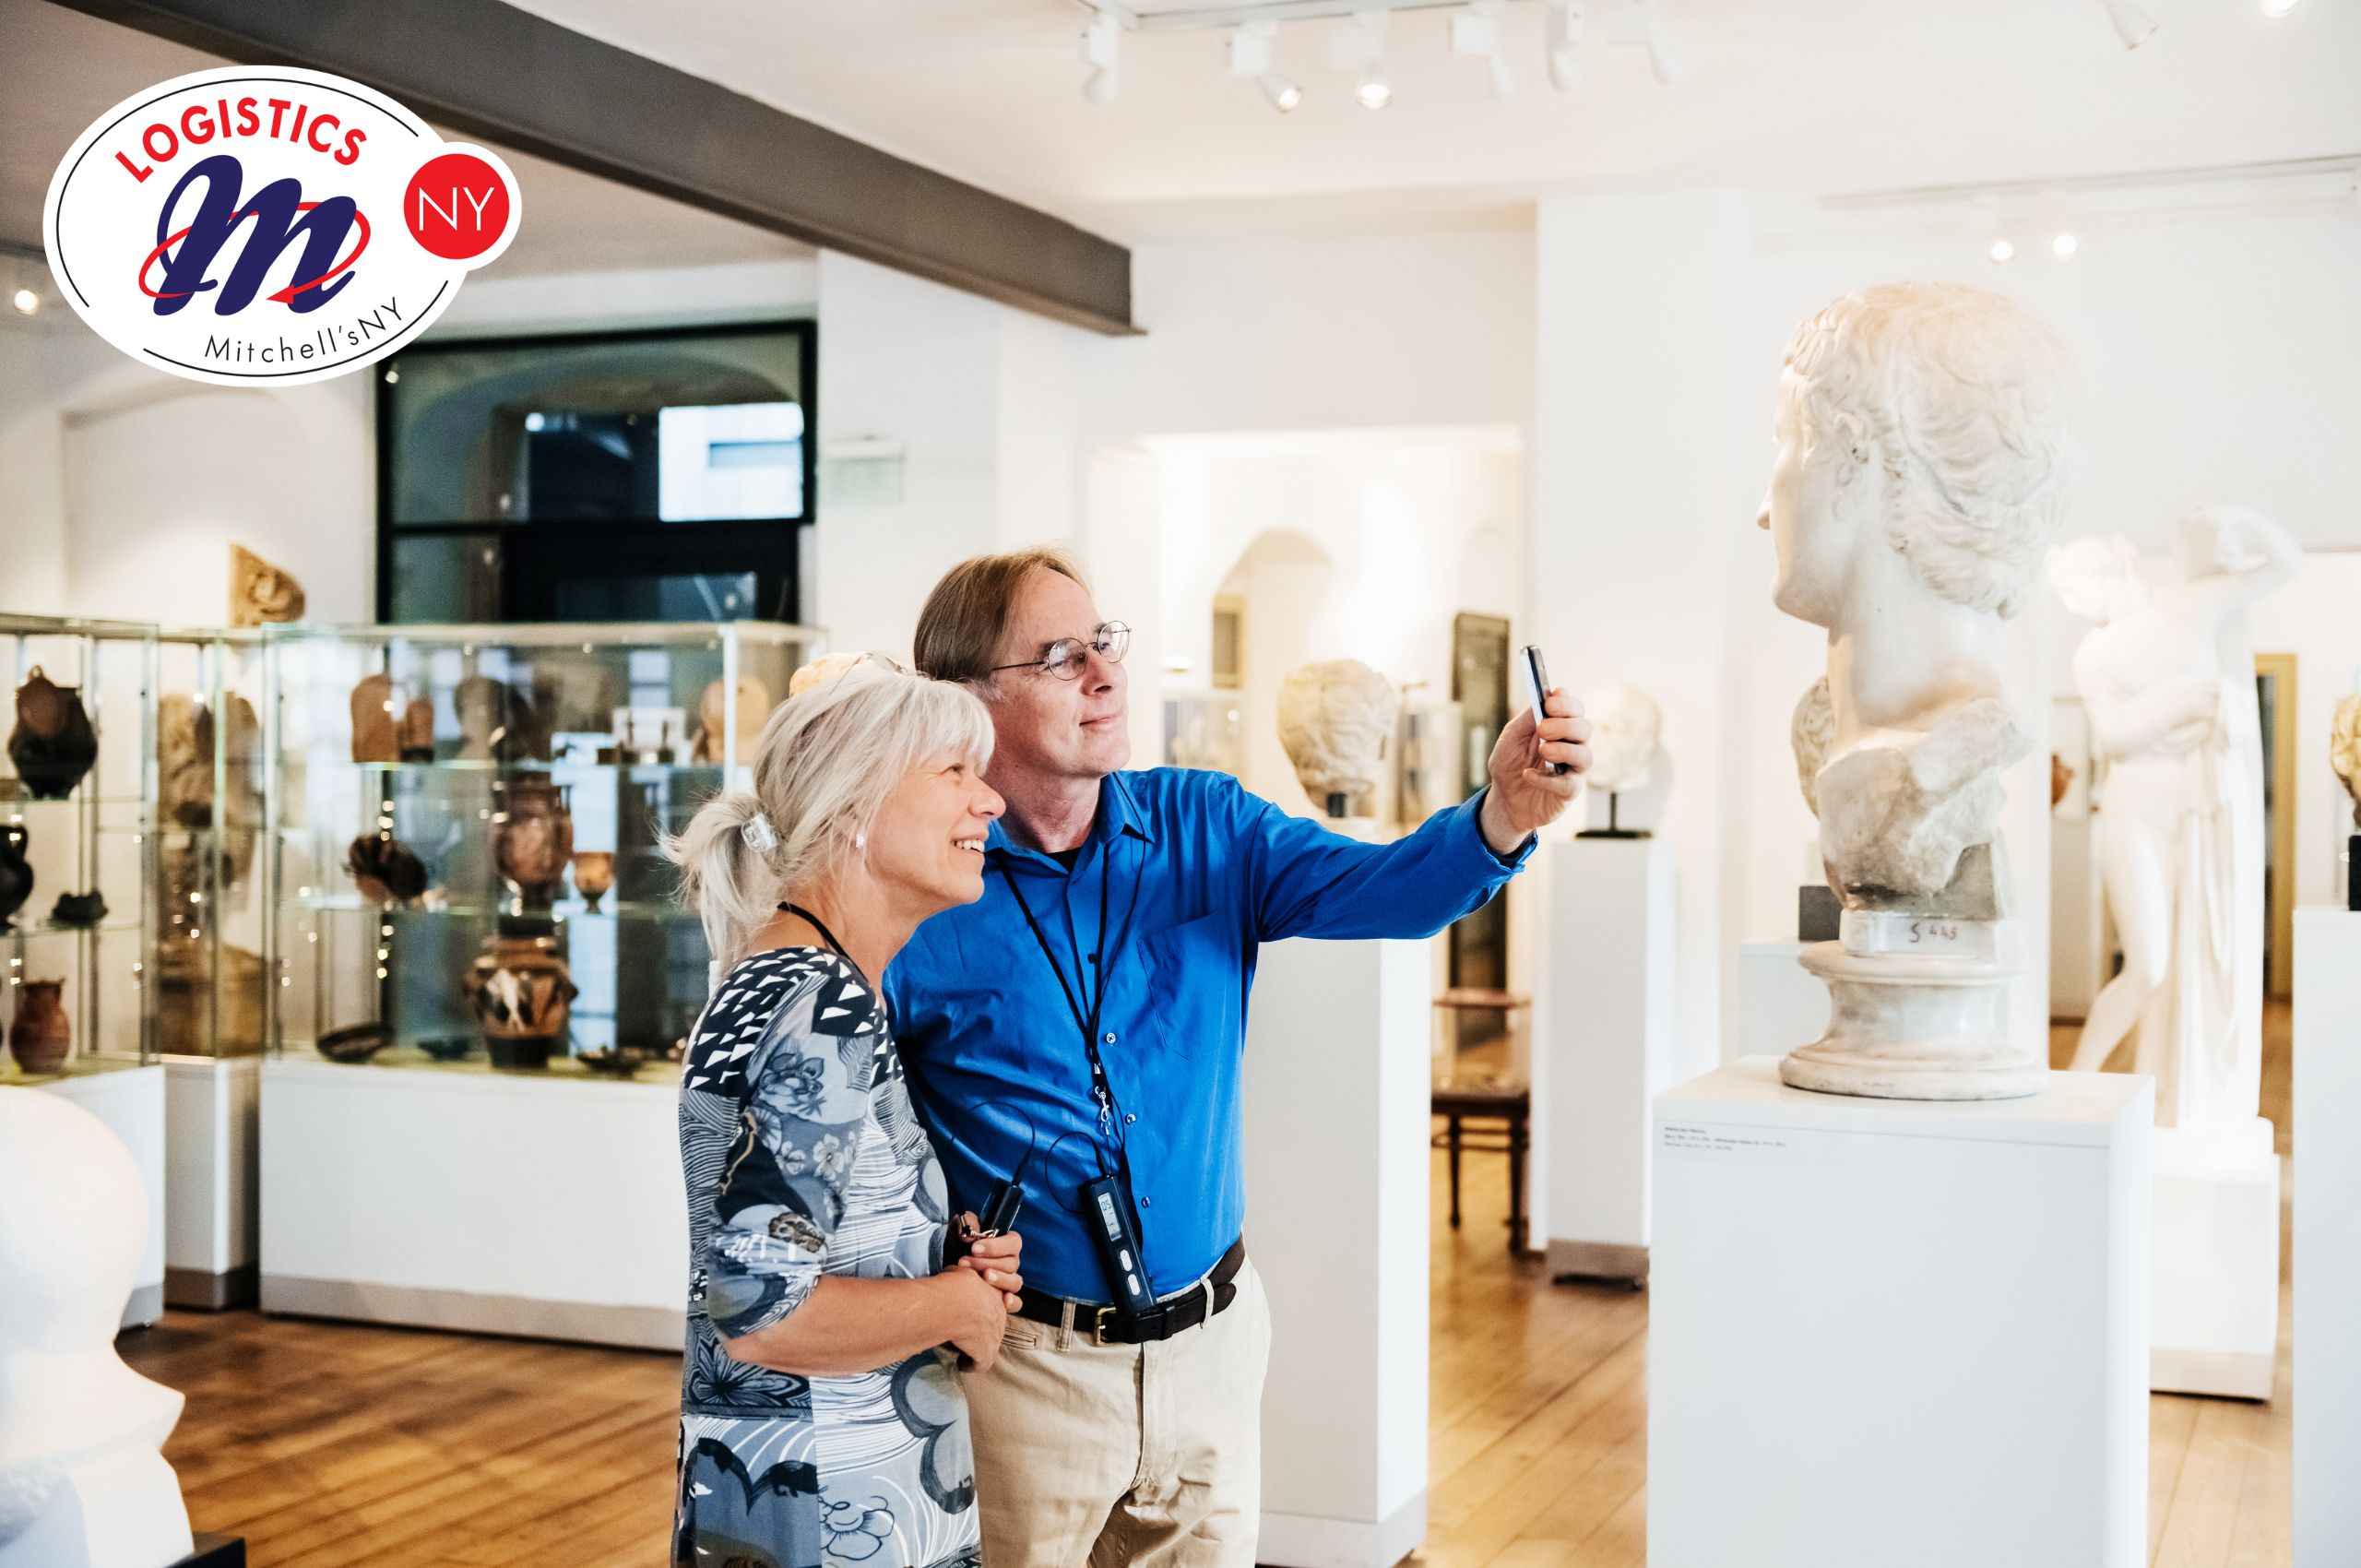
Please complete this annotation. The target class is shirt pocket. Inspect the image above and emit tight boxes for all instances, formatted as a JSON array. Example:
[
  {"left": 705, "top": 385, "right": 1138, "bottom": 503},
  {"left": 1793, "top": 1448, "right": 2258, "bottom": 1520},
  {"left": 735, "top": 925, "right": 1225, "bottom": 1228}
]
[{"left": 1136, "top": 910, "right": 1240, "bottom": 1057}]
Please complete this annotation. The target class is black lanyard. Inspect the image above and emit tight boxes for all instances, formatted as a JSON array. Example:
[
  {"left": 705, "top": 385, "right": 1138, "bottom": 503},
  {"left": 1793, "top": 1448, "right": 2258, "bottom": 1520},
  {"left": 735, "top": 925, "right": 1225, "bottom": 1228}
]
[
  {"left": 779, "top": 903, "right": 862, "bottom": 983},
  {"left": 996, "top": 843, "right": 1142, "bottom": 1146}
]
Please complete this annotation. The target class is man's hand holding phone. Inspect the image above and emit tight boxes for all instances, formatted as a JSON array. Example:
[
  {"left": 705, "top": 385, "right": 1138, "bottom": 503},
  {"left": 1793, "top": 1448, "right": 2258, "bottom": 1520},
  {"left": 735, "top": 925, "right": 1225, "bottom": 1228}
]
[{"left": 1478, "top": 647, "right": 1590, "bottom": 854}]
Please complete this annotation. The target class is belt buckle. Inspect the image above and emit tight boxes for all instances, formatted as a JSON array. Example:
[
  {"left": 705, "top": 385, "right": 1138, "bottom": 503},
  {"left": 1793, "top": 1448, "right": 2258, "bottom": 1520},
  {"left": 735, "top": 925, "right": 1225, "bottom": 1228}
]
[{"left": 1091, "top": 1304, "right": 1118, "bottom": 1346}]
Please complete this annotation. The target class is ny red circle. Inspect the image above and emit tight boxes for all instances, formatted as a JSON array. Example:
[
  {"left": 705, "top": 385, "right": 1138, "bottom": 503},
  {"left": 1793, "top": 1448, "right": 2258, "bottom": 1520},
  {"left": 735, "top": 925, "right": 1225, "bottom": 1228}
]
[{"left": 403, "top": 152, "right": 510, "bottom": 261}]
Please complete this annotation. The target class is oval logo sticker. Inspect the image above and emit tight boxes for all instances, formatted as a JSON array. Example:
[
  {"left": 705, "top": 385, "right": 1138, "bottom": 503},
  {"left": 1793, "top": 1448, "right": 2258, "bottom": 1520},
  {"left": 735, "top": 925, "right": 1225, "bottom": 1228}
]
[{"left": 43, "top": 65, "right": 521, "bottom": 386}]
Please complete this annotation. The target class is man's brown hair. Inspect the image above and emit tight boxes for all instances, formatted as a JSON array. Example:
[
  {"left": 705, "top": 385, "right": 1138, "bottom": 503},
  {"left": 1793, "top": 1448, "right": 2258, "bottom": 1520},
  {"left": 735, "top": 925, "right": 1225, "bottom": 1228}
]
[{"left": 912, "top": 546, "right": 1089, "bottom": 685}]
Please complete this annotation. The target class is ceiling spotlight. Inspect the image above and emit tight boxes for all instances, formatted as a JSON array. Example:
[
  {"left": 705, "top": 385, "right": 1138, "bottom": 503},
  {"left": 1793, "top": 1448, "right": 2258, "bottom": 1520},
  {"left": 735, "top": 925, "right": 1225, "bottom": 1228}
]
[
  {"left": 1079, "top": 9, "right": 1120, "bottom": 106},
  {"left": 2261, "top": 0, "right": 2299, "bottom": 15},
  {"left": 2106, "top": 0, "right": 2157, "bottom": 49},
  {"left": 1451, "top": 2, "right": 1516, "bottom": 95},
  {"left": 1334, "top": 13, "right": 1391, "bottom": 109},
  {"left": 11, "top": 288, "right": 37, "bottom": 315},
  {"left": 1228, "top": 21, "right": 1300, "bottom": 112},
  {"left": 1546, "top": 0, "right": 1585, "bottom": 90},
  {"left": 1988, "top": 238, "right": 2018, "bottom": 265},
  {"left": 2052, "top": 232, "right": 2080, "bottom": 258},
  {"left": 1608, "top": 0, "right": 1686, "bottom": 86}
]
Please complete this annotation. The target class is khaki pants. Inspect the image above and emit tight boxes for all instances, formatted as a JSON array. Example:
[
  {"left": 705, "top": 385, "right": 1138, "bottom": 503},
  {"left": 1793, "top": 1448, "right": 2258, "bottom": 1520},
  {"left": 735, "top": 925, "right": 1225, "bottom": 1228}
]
[{"left": 962, "top": 1260, "right": 1273, "bottom": 1568}]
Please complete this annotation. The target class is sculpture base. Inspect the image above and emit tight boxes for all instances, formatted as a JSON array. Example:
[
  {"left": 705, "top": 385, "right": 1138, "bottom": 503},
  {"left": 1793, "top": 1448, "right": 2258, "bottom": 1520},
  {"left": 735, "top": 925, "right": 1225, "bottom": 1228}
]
[{"left": 1781, "top": 936, "right": 2043, "bottom": 1102}]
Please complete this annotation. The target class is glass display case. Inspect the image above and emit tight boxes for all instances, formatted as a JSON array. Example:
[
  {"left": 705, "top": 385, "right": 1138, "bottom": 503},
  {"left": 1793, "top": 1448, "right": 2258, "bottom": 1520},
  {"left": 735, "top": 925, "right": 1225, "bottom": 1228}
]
[
  {"left": 154, "top": 627, "right": 269, "bottom": 1058},
  {"left": 262, "top": 621, "right": 821, "bottom": 1081},
  {"left": 0, "top": 614, "right": 160, "bottom": 1082}
]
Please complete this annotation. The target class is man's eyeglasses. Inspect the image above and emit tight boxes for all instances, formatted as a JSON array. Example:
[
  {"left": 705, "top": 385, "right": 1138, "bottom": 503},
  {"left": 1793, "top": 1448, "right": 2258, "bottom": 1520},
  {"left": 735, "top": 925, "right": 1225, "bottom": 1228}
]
[{"left": 990, "top": 622, "right": 1131, "bottom": 682}]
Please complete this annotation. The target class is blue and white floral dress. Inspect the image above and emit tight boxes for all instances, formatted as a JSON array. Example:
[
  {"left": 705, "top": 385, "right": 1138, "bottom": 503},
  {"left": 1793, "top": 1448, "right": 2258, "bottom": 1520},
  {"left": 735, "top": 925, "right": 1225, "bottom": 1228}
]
[{"left": 674, "top": 945, "right": 980, "bottom": 1568}]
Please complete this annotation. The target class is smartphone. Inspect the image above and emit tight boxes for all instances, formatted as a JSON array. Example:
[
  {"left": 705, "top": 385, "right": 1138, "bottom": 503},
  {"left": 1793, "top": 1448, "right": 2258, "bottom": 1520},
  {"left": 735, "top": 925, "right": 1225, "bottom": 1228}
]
[{"left": 1519, "top": 645, "right": 1567, "bottom": 776}]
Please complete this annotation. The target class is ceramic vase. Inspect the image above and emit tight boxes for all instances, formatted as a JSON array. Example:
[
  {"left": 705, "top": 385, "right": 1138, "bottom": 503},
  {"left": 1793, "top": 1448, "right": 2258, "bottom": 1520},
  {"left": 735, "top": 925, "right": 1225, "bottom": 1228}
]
[
  {"left": 494, "top": 776, "right": 574, "bottom": 906},
  {"left": 8, "top": 668, "right": 99, "bottom": 801},
  {"left": 349, "top": 672, "right": 398, "bottom": 764},
  {"left": 9, "top": 980, "right": 70, "bottom": 1073},
  {"left": 0, "top": 823, "right": 30, "bottom": 931},
  {"left": 346, "top": 833, "right": 428, "bottom": 905},
  {"left": 571, "top": 851, "right": 614, "bottom": 911},
  {"left": 462, "top": 932, "right": 576, "bottom": 1070}
]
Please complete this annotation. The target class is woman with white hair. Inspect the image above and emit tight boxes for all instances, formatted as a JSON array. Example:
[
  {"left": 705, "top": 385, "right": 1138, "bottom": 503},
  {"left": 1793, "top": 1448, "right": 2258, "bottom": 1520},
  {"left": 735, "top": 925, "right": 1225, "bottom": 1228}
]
[{"left": 665, "top": 656, "right": 1020, "bottom": 1568}]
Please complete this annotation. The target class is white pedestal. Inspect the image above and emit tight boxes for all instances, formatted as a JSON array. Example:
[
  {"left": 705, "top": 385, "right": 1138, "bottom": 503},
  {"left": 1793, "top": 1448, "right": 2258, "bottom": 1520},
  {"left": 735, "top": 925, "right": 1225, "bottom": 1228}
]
[
  {"left": 35, "top": 1062, "right": 167, "bottom": 1330},
  {"left": 1529, "top": 836, "right": 1676, "bottom": 1281},
  {"left": 1732, "top": 938, "right": 1833, "bottom": 1065},
  {"left": 1650, "top": 1057, "right": 2150, "bottom": 1568},
  {"left": 1243, "top": 938, "right": 1427, "bottom": 1568},
  {"left": 2150, "top": 1117, "right": 2279, "bottom": 1399},
  {"left": 259, "top": 1058, "right": 687, "bottom": 1349},
  {"left": 2295, "top": 906, "right": 2361, "bottom": 1564},
  {"left": 163, "top": 1053, "right": 261, "bottom": 1309}
]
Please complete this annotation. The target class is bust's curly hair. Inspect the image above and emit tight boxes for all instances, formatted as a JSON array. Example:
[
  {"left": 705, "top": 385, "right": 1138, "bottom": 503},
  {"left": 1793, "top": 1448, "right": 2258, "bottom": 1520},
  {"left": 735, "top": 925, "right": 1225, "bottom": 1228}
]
[{"left": 1785, "top": 283, "right": 2072, "bottom": 620}]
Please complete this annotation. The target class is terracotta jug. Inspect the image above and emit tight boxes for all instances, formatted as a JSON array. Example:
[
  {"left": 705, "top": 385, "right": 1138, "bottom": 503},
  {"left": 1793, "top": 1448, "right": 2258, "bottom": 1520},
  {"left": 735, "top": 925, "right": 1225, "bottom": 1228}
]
[
  {"left": 0, "top": 823, "right": 30, "bottom": 931},
  {"left": 9, "top": 980, "right": 70, "bottom": 1073},
  {"left": 462, "top": 932, "right": 576, "bottom": 1070},
  {"left": 493, "top": 776, "right": 574, "bottom": 906},
  {"left": 9, "top": 668, "right": 99, "bottom": 801},
  {"left": 570, "top": 851, "right": 614, "bottom": 911}
]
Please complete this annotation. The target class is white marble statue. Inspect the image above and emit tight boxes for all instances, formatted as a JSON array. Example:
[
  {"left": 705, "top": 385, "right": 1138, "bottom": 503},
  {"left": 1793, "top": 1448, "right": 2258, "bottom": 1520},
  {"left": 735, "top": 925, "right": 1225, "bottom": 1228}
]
[
  {"left": 1581, "top": 684, "right": 1663, "bottom": 796},
  {"left": 2331, "top": 691, "right": 2361, "bottom": 828},
  {"left": 1276, "top": 659, "right": 1398, "bottom": 816},
  {"left": 1760, "top": 282, "right": 2072, "bottom": 1100},
  {"left": 2047, "top": 505, "right": 2301, "bottom": 1133},
  {"left": 0, "top": 1088, "right": 193, "bottom": 1568}
]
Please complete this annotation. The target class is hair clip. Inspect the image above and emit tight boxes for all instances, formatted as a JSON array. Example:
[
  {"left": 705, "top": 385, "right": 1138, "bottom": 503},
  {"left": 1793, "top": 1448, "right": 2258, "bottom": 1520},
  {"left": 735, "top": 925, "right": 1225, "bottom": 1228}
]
[{"left": 741, "top": 813, "right": 778, "bottom": 855}]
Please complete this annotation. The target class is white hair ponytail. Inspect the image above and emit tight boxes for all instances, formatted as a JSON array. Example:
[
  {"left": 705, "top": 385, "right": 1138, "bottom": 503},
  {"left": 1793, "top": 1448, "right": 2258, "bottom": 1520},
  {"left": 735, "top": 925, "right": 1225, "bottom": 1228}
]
[{"left": 664, "top": 656, "right": 994, "bottom": 981}]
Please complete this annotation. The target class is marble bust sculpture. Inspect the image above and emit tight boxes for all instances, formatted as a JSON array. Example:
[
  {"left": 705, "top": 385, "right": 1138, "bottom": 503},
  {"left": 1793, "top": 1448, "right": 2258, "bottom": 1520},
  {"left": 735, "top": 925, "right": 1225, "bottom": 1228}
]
[
  {"left": 1761, "top": 282, "right": 2072, "bottom": 1099},
  {"left": 1276, "top": 659, "right": 1398, "bottom": 818},
  {"left": 2047, "top": 505, "right": 2301, "bottom": 1133},
  {"left": 1581, "top": 684, "right": 1662, "bottom": 796},
  {"left": 0, "top": 1089, "right": 193, "bottom": 1568},
  {"left": 2332, "top": 692, "right": 2361, "bottom": 828}
]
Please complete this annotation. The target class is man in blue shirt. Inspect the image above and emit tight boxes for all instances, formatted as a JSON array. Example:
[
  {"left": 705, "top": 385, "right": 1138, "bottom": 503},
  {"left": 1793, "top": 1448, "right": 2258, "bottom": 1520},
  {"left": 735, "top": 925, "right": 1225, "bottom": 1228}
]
[{"left": 887, "top": 547, "right": 1588, "bottom": 1568}]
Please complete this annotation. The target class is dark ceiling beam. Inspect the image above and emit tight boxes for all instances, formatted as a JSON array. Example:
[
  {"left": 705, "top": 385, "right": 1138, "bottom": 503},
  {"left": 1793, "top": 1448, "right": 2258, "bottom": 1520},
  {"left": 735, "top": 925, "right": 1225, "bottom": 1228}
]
[{"left": 41, "top": 0, "right": 1138, "bottom": 335}]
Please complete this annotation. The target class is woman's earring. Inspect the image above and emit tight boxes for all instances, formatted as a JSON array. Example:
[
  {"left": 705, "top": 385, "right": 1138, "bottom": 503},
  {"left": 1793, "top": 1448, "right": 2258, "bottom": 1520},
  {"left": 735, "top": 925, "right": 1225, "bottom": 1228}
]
[{"left": 855, "top": 833, "right": 867, "bottom": 850}]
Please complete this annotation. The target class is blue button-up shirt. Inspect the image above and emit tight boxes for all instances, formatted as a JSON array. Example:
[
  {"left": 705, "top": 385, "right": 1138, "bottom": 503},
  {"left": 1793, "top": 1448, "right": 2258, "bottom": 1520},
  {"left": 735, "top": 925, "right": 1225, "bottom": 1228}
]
[{"left": 884, "top": 767, "right": 1532, "bottom": 1304}]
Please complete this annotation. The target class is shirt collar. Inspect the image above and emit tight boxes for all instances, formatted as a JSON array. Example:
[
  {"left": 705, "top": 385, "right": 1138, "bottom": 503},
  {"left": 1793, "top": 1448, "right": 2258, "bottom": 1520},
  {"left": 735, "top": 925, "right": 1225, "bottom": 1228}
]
[{"left": 984, "top": 772, "right": 1156, "bottom": 867}]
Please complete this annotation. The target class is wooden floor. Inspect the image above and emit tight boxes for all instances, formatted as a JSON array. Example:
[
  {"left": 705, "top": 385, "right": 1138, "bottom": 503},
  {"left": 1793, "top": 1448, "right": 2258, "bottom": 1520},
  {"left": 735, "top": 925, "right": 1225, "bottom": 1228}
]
[{"left": 125, "top": 1009, "right": 2295, "bottom": 1567}]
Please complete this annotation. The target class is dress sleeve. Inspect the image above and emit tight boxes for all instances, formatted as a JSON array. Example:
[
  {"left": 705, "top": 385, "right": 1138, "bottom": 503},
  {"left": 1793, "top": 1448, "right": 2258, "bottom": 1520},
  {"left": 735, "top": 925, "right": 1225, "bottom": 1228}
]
[{"left": 701, "top": 963, "right": 880, "bottom": 1341}]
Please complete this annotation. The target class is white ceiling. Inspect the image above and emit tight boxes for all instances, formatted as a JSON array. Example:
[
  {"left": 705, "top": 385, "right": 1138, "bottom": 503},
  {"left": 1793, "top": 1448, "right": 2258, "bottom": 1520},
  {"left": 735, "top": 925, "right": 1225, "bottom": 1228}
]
[
  {"left": 0, "top": 0, "right": 811, "bottom": 274},
  {"left": 498, "top": 0, "right": 2361, "bottom": 243}
]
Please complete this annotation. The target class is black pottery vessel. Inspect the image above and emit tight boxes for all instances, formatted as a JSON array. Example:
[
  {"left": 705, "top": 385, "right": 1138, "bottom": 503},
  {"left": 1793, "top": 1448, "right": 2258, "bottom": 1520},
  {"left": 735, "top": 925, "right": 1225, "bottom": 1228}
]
[
  {"left": 0, "top": 823, "right": 30, "bottom": 930},
  {"left": 8, "top": 668, "right": 99, "bottom": 801}
]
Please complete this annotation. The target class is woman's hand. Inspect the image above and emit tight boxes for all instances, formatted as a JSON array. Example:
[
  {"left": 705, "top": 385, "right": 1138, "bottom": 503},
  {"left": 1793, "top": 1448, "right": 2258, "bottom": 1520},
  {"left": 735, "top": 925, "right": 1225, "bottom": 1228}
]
[
  {"left": 956, "top": 1228, "right": 1025, "bottom": 1310},
  {"left": 939, "top": 1264, "right": 1014, "bottom": 1372}
]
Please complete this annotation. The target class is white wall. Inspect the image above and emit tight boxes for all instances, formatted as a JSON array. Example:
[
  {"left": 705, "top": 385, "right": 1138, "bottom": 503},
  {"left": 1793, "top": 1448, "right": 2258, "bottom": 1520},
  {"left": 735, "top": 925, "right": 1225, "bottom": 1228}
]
[{"left": 0, "top": 320, "right": 373, "bottom": 624}]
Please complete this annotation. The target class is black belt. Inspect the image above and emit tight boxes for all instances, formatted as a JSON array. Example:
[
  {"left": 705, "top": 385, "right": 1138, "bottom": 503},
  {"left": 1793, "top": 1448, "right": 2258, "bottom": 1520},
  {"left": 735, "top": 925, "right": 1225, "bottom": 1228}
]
[{"left": 1016, "top": 1237, "right": 1246, "bottom": 1346}]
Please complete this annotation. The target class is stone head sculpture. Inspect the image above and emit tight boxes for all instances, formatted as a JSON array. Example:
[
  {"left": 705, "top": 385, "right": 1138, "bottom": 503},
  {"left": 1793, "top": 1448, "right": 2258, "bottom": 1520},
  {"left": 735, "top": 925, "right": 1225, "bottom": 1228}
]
[
  {"left": 1276, "top": 659, "right": 1398, "bottom": 815},
  {"left": 1581, "top": 683, "right": 1663, "bottom": 795},
  {"left": 2047, "top": 534, "right": 2146, "bottom": 625},
  {"left": 228, "top": 543, "right": 304, "bottom": 628},
  {"left": 1762, "top": 282, "right": 2071, "bottom": 631},
  {"left": 0, "top": 1088, "right": 193, "bottom": 1564},
  {"left": 2332, "top": 693, "right": 2361, "bottom": 828}
]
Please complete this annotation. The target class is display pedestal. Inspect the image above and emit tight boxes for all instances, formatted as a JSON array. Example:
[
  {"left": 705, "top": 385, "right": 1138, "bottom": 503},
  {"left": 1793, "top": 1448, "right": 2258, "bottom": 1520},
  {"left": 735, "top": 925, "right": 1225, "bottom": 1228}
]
[
  {"left": 2295, "top": 906, "right": 2361, "bottom": 1564},
  {"left": 1243, "top": 937, "right": 1427, "bottom": 1568},
  {"left": 258, "top": 1058, "right": 686, "bottom": 1349},
  {"left": 1530, "top": 836, "right": 1676, "bottom": 1282},
  {"left": 1650, "top": 1058, "right": 2150, "bottom": 1568},
  {"left": 34, "top": 1061, "right": 167, "bottom": 1330},
  {"left": 164, "top": 1054, "right": 261, "bottom": 1309},
  {"left": 2151, "top": 1117, "right": 2279, "bottom": 1399},
  {"left": 1732, "top": 938, "right": 1832, "bottom": 1065}
]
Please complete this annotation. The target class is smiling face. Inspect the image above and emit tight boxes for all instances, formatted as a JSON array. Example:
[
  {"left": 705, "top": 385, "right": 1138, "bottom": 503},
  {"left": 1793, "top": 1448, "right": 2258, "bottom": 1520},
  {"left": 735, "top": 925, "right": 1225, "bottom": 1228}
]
[
  {"left": 1757, "top": 371, "right": 1869, "bottom": 629},
  {"left": 863, "top": 744, "right": 1004, "bottom": 913},
  {"left": 980, "top": 567, "right": 1132, "bottom": 784}
]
